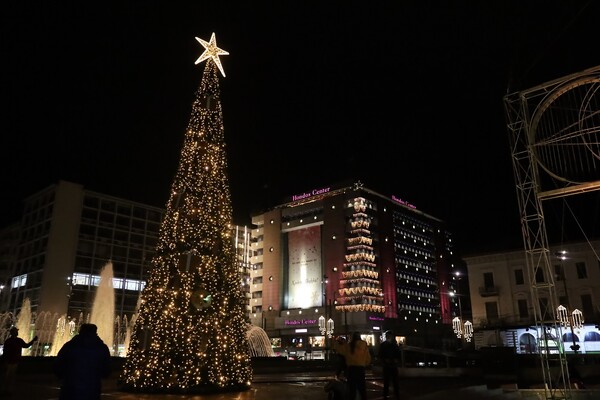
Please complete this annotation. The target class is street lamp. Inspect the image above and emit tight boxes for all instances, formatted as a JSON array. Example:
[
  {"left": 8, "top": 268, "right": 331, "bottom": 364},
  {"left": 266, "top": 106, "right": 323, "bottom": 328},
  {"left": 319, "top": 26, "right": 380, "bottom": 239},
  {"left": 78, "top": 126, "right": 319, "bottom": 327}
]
[
  {"left": 556, "top": 305, "right": 583, "bottom": 352},
  {"left": 321, "top": 274, "right": 334, "bottom": 359},
  {"left": 450, "top": 292, "right": 473, "bottom": 342},
  {"left": 318, "top": 315, "right": 335, "bottom": 338},
  {"left": 555, "top": 250, "right": 583, "bottom": 353},
  {"left": 450, "top": 272, "right": 473, "bottom": 343}
]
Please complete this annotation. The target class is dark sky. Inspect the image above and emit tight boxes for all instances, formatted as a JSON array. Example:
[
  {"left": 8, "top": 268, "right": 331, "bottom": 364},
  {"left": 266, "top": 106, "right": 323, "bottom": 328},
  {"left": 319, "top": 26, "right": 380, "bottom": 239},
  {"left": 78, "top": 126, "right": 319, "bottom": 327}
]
[{"left": 2, "top": 2, "right": 599, "bottom": 255}]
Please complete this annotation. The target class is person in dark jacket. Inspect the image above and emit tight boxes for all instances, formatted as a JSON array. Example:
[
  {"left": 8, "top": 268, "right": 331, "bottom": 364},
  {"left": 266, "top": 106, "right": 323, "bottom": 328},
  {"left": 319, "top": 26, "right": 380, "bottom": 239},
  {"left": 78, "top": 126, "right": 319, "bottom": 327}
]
[
  {"left": 1, "top": 327, "right": 38, "bottom": 395},
  {"left": 54, "top": 323, "right": 111, "bottom": 400},
  {"left": 377, "top": 330, "right": 401, "bottom": 399}
]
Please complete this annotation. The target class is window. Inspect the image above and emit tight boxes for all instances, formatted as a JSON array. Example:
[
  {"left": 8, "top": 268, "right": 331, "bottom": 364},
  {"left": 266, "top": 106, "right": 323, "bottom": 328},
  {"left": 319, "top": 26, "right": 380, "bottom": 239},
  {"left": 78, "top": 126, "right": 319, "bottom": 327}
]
[
  {"left": 575, "top": 262, "right": 587, "bottom": 279},
  {"left": 581, "top": 294, "right": 594, "bottom": 316},
  {"left": 485, "top": 301, "right": 499, "bottom": 320},
  {"left": 514, "top": 269, "right": 524, "bottom": 285},
  {"left": 554, "top": 264, "right": 563, "bottom": 280},
  {"left": 535, "top": 268, "right": 545, "bottom": 283},
  {"left": 517, "top": 299, "right": 528, "bottom": 318},
  {"left": 483, "top": 272, "right": 494, "bottom": 288}
]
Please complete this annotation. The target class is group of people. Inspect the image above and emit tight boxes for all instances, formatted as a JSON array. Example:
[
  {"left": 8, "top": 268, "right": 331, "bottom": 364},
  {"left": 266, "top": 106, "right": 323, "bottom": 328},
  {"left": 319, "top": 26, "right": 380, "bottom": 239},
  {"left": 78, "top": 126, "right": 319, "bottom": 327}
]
[
  {"left": 331, "top": 330, "right": 402, "bottom": 400},
  {"left": 1, "top": 323, "right": 111, "bottom": 399}
]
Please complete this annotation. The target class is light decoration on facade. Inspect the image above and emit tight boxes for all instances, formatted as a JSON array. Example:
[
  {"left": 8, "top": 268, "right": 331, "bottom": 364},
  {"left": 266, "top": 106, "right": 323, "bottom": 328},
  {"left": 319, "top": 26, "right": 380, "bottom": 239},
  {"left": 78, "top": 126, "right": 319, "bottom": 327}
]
[{"left": 337, "top": 197, "right": 385, "bottom": 313}]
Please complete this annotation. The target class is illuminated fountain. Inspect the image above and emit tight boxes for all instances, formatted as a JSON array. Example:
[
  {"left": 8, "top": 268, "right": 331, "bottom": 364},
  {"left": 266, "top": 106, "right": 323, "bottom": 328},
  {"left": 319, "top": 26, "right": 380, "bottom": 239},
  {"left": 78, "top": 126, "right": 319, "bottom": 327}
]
[
  {"left": 15, "top": 298, "right": 33, "bottom": 355},
  {"left": 90, "top": 261, "right": 115, "bottom": 353},
  {"left": 246, "top": 324, "right": 275, "bottom": 357},
  {"left": 2, "top": 263, "right": 260, "bottom": 359}
]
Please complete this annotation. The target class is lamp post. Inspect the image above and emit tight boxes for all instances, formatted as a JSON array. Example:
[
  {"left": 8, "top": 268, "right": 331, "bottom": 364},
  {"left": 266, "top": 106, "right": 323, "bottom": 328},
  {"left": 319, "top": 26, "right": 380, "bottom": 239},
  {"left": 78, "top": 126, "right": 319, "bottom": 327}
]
[
  {"left": 450, "top": 292, "right": 473, "bottom": 343},
  {"left": 320, "top": 275, "right": 335, "bottom": 360},
  {"left": 555, "top": 250, "right": 583, "bottom": 353},
  {"left": 451, "top": 272, "right": 473, "bottom": 343}
]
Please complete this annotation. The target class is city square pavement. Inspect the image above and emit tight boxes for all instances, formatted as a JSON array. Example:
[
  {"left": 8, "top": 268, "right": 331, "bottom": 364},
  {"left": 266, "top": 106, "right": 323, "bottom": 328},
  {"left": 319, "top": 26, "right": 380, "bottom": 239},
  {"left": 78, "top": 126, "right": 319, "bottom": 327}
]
[
  {"left": 6, "top": 369, "right": 599, "bottom": 400},
  {"left": 0, "top": 368, "right": 600, "bottom": 400},
  {"left": 0, "top": 369, "right": 503, "bottom": 400}
]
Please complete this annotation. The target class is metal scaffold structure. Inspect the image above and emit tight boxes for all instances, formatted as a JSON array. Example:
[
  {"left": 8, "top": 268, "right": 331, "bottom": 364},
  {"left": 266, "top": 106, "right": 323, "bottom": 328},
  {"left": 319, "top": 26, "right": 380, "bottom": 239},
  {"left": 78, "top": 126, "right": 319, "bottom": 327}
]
[{"left": 504, "top": 65, "right": 600, "bottom": 400}]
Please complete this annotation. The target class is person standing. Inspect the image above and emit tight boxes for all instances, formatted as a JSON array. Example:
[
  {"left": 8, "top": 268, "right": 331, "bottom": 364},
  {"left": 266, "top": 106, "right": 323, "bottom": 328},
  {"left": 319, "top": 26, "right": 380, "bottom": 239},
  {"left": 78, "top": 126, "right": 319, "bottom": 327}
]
[
  {"left": 336, "top": 331, "right": 371, "bottom": 400},
  {"left": 377, "top": 330, "right": 401, "bottom": 399},
  {"left": 1, "top": 326, "right": 38, "bottom": 395},
  {"left": 54, "top": 323, "right": 112, "bottom": 400}
]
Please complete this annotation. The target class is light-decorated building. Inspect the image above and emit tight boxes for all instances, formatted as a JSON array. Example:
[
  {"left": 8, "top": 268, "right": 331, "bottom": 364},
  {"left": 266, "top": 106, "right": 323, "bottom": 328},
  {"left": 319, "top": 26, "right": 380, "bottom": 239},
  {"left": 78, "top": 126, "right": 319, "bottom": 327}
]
[
  {"left": 2, "top": 179, "right": 464, "bottom": 357},
  {"left": 247, "top": 180, "right": 462, "bottom": 356}
]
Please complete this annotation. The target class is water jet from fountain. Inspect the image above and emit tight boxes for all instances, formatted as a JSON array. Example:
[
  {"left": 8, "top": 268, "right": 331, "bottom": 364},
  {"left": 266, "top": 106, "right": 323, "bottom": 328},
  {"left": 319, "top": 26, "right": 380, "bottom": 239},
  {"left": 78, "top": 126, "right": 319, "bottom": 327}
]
[
  {"left": 90, "top": 261, "right": 115, "bottom": 354},
  {"left": 246, "top": 324, "right": 275, "bottom": 357}
]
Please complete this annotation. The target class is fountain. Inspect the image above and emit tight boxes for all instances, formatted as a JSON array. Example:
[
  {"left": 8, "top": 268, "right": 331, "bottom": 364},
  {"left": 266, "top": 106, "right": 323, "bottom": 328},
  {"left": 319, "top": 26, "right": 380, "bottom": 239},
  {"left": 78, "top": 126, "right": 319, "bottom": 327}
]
[
  {"left": 90, "top": 261, "right": 115, "bottom": 354},
  {"left": 246, "top": 324, "right": 275, "bottom": 357},
  {"left": 13, "top": 297, "right": 34, "bottom": 355},
  {"left": 2, "top": 269, "right": 268, "bottom": 359}
]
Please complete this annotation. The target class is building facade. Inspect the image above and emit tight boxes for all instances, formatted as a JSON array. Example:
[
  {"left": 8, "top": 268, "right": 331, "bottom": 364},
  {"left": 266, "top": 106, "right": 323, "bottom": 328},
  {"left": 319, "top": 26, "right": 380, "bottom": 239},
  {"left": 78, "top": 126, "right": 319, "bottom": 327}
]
[
  {"left": 464, "top": 239, "right": 600, "bottom": 354},
  {"left": 0, "top": 180, "right": 255, "bottom": 322},
  {"left": 247, "top": 181, "right": 462, "bottom": 357},
  {"left": 4, "top": 180, "right": 164, "bottom": 319},
  {"left": 1, "top": 179, "right": 464, "bottom": 357}
]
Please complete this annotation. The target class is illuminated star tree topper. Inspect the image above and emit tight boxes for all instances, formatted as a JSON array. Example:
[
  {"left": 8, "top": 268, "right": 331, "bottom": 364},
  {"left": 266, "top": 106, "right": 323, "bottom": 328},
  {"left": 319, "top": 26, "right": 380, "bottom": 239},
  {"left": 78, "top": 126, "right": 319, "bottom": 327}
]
[
  {"left": 119, "top": 33, "right": 251, "bottom": 394},
  {"left": 195, "top": 32, "right": 229, "bottom": 77}
]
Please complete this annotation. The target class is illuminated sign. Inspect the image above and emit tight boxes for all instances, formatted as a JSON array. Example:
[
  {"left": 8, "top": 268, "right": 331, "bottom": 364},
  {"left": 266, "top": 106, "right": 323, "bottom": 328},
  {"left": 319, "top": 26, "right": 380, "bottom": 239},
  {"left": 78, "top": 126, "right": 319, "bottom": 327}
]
[
  {"left": 368, "top": 316, "right": 384, "bottom": 321},
  {"left": 284, "top": 319, "right": 318, "bottom": 326},
  {"left": 391, "top": 195, "right": 416, "bottom": 209},
  {"left": 291, "top": 187, "right": 332, "bottom": 202}
]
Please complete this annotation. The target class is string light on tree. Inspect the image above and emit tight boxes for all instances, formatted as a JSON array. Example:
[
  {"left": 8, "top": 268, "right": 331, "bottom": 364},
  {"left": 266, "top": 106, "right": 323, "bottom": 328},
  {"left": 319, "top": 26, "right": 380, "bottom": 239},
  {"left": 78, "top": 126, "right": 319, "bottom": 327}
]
[{"left": 120, "top": 33, "right": 251, "bottom": 394}]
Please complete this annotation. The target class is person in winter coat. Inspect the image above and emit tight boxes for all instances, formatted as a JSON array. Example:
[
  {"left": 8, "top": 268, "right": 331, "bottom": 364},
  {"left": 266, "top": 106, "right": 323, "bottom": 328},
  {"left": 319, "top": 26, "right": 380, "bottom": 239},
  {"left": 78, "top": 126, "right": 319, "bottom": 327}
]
[
  {"left": 377, "top": 330, "right": 401, "bottom": 399},
  {"left": 54, "top": 323, "right": 111, "bottom": 400},
  {"left": 334, "top": 331, "right": 371, "bottom": 400}
]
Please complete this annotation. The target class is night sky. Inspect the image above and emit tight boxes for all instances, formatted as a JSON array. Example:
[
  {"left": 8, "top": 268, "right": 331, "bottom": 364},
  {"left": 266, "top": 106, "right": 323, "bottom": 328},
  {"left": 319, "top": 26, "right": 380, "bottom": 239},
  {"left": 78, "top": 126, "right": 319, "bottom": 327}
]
[{"left": 2, "top": 2, "right": 599, "bottom": 255}]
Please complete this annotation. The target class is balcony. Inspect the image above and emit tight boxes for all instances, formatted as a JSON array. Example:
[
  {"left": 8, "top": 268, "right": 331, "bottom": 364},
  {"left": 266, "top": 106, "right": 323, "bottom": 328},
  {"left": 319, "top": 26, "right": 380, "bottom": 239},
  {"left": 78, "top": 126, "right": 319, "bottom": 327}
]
[{"left": 478, "top": 285, "right": 499, "bottom": 297}]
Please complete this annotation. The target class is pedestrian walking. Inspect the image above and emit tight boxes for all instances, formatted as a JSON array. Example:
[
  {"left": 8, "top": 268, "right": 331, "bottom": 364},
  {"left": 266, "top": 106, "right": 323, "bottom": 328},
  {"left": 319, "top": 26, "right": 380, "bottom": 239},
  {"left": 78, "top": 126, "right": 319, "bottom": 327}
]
[
  {"left": 335, "top": 331, "right": 371, "bottom": 400},
  {"left": 0, "top": 326, "right": 38, "bottom": 396},
  {"left": 377, "top": 330, "right": 401, "bottom": 399},
  {"left": 54, "top": 323, "right": 112, "bottom": 400}
]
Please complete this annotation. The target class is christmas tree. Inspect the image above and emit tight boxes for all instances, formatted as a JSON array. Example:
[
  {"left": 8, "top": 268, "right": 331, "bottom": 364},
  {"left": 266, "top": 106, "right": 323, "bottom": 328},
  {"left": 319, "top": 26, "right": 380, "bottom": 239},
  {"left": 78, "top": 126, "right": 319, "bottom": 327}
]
[{"left": 120, "top": 33, "right": 252, "bottom": 394}]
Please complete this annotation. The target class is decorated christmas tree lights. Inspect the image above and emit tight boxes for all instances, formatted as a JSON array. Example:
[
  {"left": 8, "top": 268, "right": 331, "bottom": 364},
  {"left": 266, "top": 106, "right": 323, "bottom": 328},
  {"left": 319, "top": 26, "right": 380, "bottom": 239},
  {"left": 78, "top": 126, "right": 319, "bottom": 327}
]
[{"left": 120, "top": 33, "right": 252, "bottom": 393}]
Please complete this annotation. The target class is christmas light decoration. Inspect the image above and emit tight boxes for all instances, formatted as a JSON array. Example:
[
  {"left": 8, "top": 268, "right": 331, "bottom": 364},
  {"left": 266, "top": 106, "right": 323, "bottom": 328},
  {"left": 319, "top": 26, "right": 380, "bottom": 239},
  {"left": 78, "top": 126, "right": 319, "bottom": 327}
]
[
  {"left": 337, "top": 196, "right": 385, "bottom": 313},
  {"left": 195, "top": 33, "right": 229, "bottom": 77},
  {"left": 120, "top": 33, "right": 252, "bottom": 394}
]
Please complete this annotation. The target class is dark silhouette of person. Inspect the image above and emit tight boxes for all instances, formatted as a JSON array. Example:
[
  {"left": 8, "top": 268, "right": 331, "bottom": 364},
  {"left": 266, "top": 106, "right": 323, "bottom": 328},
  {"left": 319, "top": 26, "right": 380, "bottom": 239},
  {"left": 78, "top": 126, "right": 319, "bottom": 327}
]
[
  {"left": 1, "top": 326, "right": 38, "bottom": 395},
  {"left": 54, "top": 323, "right": 111, "bottom": 400},
  {"left": 377, "top": 330, "right": 401, "bottom": 399},
  {"left": 333, "top": 335, "right": 348, "bottom": 379},
  {"left": 335, "top": 331, "right": 371, "bottom": 400}
]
